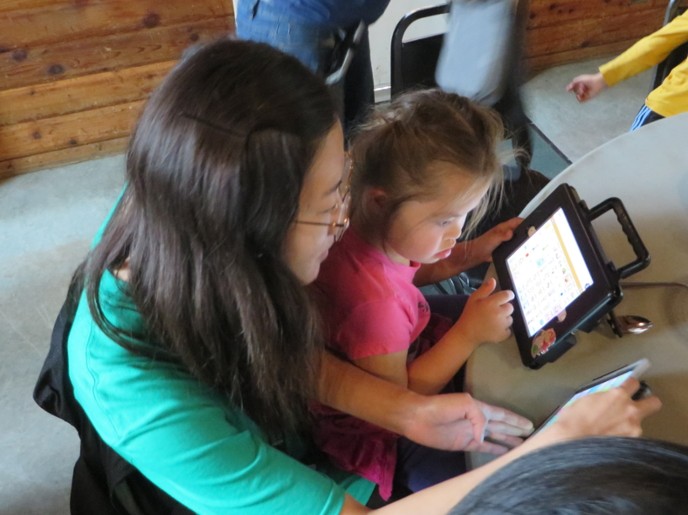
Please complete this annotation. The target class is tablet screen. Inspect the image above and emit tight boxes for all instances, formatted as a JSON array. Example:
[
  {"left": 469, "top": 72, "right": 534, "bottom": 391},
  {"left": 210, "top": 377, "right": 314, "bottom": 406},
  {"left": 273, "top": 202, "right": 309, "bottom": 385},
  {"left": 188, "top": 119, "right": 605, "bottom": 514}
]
[{"left": 506, "top": 208, "right": 594, "bottom": 337}]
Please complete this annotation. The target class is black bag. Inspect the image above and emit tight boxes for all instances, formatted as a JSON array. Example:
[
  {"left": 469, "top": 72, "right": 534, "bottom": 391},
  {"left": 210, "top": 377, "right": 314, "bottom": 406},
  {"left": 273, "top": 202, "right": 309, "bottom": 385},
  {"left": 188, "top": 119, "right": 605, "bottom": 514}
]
[{"left": 33, "top": 266, "right": 191, "bottom": 515}]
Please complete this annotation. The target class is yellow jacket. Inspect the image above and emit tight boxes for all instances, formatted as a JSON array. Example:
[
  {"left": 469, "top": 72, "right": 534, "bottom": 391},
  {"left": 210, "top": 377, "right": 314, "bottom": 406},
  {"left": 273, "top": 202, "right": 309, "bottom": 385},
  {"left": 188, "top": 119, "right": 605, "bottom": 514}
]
[{"left": 600, "top": 10, "right": 688, "bottom": 117}]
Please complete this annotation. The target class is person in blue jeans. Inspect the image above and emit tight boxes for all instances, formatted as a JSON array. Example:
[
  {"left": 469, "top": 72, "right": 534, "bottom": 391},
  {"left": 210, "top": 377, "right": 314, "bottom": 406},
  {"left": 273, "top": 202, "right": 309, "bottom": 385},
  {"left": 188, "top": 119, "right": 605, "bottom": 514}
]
[{"left": 235, "top": 0, "right": 390, "bottom": 135}]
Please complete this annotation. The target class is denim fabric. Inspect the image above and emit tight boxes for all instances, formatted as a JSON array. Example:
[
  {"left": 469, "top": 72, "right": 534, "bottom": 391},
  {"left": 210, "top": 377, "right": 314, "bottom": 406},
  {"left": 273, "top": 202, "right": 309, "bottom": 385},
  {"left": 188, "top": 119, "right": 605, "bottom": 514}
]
[
  {"left": 236, "top": 0, "right": 336, "bottom": 74},
  {"left": 236, "top": 0, "right": 378, "bottom": 135},
  {"left": 395, "top": 437, "right": 467, "bottom": 493},
  {"left": 237, "top": 0, "right": 389, "bottom": 29}
]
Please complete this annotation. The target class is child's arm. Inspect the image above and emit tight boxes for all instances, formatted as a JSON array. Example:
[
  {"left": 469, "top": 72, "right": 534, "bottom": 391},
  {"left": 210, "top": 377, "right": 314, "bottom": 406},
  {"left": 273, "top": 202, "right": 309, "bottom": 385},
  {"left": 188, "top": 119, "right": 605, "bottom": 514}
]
[
  {"left": 407, "top": 278, "right": 514, "bottom": 395},
  {"left": 351, "top": 278, "right": 513, "bottom": 396},
  {"left": 598, "top": 11, "right": 688, "bottom": 87},
  {"left": 414, "top": 218, "right": 521, "bottom": 287}
]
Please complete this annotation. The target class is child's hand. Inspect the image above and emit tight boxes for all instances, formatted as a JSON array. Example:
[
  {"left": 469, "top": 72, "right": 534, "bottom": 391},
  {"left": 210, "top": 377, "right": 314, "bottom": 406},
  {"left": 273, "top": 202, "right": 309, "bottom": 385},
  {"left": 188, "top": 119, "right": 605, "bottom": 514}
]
[
  {"left": 446, "top": 218, "right": 522, "bottom": 273},
  {"left": 566, "top": 72, "right": 607, "bottom": 102},
  {"left": 453, "top": 277, "right": 514, "bottom": 346}
]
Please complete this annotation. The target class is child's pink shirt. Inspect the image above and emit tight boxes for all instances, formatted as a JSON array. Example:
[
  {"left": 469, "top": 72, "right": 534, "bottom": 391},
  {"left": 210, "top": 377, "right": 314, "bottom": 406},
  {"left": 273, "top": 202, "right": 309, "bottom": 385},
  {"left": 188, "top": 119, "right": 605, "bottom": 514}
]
[{"left": 312, "top": 228, "right": 431, "bottom": 499}]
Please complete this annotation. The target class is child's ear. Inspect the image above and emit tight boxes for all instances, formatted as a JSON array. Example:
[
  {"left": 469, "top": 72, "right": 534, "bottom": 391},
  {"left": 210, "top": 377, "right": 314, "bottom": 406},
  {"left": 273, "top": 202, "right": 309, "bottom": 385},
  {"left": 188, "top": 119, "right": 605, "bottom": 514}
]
[{"left": 363, "top": 187, "right": 389, "bottom": 215}]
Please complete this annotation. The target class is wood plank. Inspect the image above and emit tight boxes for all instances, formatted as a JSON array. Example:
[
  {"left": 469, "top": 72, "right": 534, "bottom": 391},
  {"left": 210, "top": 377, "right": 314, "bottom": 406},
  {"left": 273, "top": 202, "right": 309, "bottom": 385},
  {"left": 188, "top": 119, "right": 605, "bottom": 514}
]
[
  {"left": 527, "top": 0, "right": 665, "bottom": 29},
  {"left": 0, "top": 16, "right": 231, "bottom": 90},
  {"left": 0, "top": 61, "right": 174, "bottom": 126},
  {"left": 525, "top": 40, "right": 638, "bottom": 72},
  {"left": 0, "top": 0, "right": 232, "bottom": 48},
  {"left": 0, "top": 1, "right": 71, "bottom": 13},
  {"left": 0, "top": 137, "right": 127, "bottom": 179},
  {"left": 0, "top": 100, "right": 144, "bottom": 161},
  {"left": 525, "top": 10, "right": 665, "bottom": 58}
]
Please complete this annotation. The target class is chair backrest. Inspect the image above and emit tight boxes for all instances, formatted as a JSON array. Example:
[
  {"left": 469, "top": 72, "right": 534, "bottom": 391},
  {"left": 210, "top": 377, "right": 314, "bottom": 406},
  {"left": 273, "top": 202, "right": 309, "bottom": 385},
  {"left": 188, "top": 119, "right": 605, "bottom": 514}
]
[
  {"left": 325, "top": 21, "right": 367, "bottom": 86},
  {"left": 651, "top": 0, "right": 688, "bottom": 91},
  {"left": 390, "top": 1, "right": 533, "bottom": 168},
  {"left": 390, "top": 4, "right": 449, "bottom": 97}
]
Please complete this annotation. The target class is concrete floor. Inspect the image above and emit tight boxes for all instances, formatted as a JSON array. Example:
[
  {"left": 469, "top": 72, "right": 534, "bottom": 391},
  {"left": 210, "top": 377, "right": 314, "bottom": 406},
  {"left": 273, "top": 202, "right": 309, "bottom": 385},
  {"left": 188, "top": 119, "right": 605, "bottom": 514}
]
[{"left": 0, "top": 57, "right": 652, "bottom": 514}]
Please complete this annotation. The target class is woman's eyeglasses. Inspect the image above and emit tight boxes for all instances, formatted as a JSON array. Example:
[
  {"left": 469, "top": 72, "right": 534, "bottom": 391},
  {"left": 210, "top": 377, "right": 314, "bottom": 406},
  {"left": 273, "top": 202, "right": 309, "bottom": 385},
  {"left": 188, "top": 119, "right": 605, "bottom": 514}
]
[{"left": 295, "top": 156, "right": 352, "bottom": 242}]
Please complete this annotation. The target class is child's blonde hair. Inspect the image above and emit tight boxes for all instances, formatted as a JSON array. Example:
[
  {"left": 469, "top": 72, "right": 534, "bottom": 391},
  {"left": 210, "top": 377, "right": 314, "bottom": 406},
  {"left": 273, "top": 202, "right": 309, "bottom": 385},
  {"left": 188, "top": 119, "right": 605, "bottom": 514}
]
[{"left": 350, "top": 89, "right": 504, "bottom": 238}]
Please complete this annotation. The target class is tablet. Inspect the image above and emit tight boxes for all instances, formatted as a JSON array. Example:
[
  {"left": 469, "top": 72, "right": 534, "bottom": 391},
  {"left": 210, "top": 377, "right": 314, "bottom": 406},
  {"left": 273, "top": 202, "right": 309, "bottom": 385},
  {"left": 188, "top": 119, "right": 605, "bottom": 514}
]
[
  {"left": 533, "top": 358, "right": 651, "bottom": 435},
  {"left": 493, "top": 184, "right": 624, "bottom": 368}
]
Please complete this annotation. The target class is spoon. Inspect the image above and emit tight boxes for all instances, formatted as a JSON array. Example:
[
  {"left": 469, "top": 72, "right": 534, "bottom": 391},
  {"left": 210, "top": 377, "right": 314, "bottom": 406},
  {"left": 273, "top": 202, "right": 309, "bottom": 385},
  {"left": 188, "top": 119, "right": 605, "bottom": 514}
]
[{"left": 607, "top": 311, "right": 654, "bottom": 337}]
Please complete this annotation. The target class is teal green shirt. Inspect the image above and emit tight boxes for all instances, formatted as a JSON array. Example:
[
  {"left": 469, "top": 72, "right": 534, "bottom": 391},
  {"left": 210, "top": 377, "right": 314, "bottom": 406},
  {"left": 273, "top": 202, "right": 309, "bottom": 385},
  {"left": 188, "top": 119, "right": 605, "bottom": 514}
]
[{"left": 68, "top": 268, "right": 373, "bottom": 513}]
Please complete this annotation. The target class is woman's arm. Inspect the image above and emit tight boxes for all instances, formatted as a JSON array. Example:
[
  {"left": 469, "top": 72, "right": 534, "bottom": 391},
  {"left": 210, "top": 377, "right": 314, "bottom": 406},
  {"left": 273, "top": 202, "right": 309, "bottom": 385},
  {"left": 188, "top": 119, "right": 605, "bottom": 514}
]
[
  {"left": 318, "top": 352, "right": 532, "bottom": 452},
  {"left": 340, "top": 378, "right": 662, "bottom": 514}
]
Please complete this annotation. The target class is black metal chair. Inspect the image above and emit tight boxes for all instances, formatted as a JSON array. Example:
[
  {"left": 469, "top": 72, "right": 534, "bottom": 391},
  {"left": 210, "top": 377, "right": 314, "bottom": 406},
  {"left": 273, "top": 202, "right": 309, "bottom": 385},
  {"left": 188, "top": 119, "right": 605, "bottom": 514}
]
[
  {"left": 390, "top": 4, "right": 450, "bottom": 98},
  {"left": 390, "top": 1, "right": 533, "bottom": 171},
  {"left": 651, "top": 0, "right": 688, "bottom": 91}
]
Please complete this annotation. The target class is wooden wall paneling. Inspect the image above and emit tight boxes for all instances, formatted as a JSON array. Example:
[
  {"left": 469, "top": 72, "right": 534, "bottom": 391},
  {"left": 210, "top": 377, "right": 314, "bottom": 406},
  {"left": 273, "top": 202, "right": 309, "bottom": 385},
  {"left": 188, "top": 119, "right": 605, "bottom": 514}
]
[
  {"left": 525, "top": 0, "right": 666, "bottom": 72},
  {"left": 0, "top": 1, "right": 69, "bottom": 11},
  {"left": 0, "top": 0, "right": 234, "bottom": 177},
  {"left": 0, "top": 0, "right": 230, "bottom": 48},
  {"left": 0, "top": 137, "right": 127, "bottom": 179},
  {"left": 0, "top": 99, "right": 145, "bottom": 162},
  {"left": 527, "top": 0, "right": 666, "bottom": 28},
  {"left": 527, "top": 10, "right": 666, "bottom": 58},
  {"left": 0, "top": 61, "right": 175, "bottom": 126},
  {"left": 526, "top": 40, "right": 634, "bottom": 71},
  {"left": 1, "top": 16, "right": 232, "bottom": 90}
]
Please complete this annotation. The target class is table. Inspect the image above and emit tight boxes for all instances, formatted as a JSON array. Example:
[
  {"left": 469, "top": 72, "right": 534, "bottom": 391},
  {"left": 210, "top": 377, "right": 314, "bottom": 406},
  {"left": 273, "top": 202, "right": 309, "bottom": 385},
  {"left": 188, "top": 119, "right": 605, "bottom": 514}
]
[{"left": 467, "top": 113, "right": 688, "bottom": 465}]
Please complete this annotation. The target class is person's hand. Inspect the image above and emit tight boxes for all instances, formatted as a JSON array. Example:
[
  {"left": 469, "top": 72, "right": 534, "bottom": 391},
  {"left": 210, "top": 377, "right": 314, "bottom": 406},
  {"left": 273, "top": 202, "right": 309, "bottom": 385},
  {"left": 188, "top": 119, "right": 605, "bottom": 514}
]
[
  {"left": 461, "top": 400, "right": 534, "bottom": 455},
  {"left": 537, "top": 378, "right": 662, "bottom": 444},
  {"left": 403, "top": 392, "right": 532, "bottom": 452},
  {"left": 445, "top": 218, "right": 522, "bottom": 273},
  {"left": 452, "top": 277, "right": 514, "bottom": 346},
  {"left": 566, "top": 72, "right": 608, "bottom": 102}
]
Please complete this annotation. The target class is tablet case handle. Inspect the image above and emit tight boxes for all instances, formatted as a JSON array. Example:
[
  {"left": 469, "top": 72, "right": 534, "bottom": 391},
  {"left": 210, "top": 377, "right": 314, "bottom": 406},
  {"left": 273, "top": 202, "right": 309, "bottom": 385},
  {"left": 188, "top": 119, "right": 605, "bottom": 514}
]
[{"left": 585, "top": 197, "right": 651, "bottom": 279}]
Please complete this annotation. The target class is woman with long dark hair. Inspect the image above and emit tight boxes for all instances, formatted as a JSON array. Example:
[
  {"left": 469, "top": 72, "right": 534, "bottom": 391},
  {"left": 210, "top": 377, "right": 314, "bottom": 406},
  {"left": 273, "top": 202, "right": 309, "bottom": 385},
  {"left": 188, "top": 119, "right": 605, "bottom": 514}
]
[{"left": 63, "top": 38, "right": 660, "bottom": 513}]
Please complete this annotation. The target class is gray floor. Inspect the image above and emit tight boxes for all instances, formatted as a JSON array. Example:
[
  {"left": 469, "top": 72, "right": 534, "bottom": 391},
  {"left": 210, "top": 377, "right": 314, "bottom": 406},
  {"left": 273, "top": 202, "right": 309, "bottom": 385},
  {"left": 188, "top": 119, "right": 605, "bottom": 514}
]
[{"left": 0, "top": 57, "right": 652, "bottom": 514}]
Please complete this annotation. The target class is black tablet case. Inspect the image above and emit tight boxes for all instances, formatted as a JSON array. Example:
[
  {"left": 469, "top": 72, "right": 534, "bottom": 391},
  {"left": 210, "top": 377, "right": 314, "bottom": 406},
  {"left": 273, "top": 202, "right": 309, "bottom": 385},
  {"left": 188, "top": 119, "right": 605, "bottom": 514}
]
[{"left": 493, "top": 184, "right": 650, "bottom": 369}]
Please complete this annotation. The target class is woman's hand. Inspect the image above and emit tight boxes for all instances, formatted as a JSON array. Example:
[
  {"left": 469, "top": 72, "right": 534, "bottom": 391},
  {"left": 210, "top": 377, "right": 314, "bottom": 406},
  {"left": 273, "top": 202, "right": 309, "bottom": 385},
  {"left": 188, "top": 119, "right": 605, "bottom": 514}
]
[
  {"left": 460, "top": 400, "right": 534, "bottom": 454},
  {"left": 404, "top": 393, "right": 533, "bottom": 452},
  {"left": 539, "top": 378, "right": 662, "bottom": 442}
]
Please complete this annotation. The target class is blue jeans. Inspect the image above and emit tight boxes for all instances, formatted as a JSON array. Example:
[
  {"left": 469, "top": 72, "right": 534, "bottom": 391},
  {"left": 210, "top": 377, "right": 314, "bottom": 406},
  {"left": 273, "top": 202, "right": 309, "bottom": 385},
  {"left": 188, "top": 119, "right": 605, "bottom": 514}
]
[{"left": 235, "top": 0, "right": 375, "bottom": 135}]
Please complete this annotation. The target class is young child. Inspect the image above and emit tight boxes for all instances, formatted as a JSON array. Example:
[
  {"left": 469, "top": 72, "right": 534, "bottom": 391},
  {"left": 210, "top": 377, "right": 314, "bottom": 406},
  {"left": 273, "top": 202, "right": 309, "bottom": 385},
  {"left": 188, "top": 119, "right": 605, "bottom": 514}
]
[
  {"left": 312, "top": 89, "right": 519, "bottom": 499},
  {"left": 566, "top": 9, "right": 688, "bottom": 130}
]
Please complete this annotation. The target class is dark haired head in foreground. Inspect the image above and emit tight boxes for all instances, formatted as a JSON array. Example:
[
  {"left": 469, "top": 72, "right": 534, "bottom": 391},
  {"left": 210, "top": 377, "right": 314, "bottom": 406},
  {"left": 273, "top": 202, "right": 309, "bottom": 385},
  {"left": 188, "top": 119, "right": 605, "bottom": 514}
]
[{"left": 451, "top": 436, "right": 688, "bottom": 514}]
